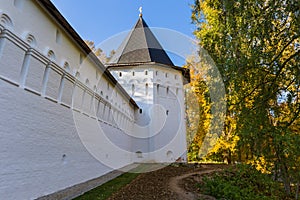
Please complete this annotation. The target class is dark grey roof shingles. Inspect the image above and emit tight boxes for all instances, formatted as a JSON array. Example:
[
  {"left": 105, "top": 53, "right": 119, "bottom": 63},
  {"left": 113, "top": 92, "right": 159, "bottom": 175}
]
[{"left": 110, "top": 17, "right": 174, "bottom": 66}]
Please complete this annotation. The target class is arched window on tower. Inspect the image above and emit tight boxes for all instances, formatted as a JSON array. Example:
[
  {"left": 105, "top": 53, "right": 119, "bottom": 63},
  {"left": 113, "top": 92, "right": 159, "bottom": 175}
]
[
  {"left": 119, "top": 72, "right": 122, "bottom": 77},
  {"left": 132, "top": 71, "right": 135, "bottom": 76},
  {"left": 157, "top": 84, "right": 160, "bottom": 95},
  {"left": 145, "top": 71, "right": 148, "bottom": 75},
  {"left": 166, "top": 86, "right": 169, "bottom": 95}
]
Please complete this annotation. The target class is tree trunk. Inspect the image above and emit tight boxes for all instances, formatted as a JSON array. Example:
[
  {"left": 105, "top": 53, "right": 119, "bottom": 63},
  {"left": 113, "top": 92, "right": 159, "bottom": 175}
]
[
  {"left": 281, "top": 164, "right": 291, "bottom": 196},
  {"left": 228, "top": 150, "right": 232, "bottom": 164},
  {"left": 296, "top": 181, "right": 299, "bottom": 200}
]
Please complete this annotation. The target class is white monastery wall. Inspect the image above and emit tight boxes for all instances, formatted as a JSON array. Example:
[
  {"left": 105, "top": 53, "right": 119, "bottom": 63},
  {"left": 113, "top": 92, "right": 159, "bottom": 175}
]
[
  {"left": 0, "top": 0, "right": 188, "bottom": 199},
  {"left": 0, "top": 1, "right": 137, "bottom": 199}
]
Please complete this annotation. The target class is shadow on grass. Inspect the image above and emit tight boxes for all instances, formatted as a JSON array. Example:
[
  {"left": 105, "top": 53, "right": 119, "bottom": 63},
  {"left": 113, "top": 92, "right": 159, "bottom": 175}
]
[
  {"left": 73, "top": 163, "right": 178, "bottom": 200},
  {"left": 74, "top": 172, "right": 140, "bottom": 200}
]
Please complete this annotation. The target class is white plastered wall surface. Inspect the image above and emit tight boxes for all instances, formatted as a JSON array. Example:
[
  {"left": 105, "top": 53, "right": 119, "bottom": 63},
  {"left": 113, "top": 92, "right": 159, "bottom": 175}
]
[
  {"left": 0, "top": 0, "right": 188, "bottom": 199},
  {"left": 0, "top": 1, "right": 137, "bottom": 199}
]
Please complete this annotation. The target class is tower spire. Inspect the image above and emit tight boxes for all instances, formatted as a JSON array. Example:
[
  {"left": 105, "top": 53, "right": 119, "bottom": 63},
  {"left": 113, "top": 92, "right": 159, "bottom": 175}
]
[{"left": 108, "top": 16, "right": 174, "bottom": 66}]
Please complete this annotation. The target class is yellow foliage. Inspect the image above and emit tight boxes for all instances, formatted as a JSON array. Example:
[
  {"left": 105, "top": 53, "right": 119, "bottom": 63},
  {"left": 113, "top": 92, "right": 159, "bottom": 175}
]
[{"left": 246, "top": 156, "right": 273, "bottom": 174}]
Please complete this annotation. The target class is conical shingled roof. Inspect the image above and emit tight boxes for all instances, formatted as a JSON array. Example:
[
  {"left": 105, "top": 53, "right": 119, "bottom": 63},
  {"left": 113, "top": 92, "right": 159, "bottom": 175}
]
[{"left": 109, "top": 16, "right": 174, "bottom": 66}]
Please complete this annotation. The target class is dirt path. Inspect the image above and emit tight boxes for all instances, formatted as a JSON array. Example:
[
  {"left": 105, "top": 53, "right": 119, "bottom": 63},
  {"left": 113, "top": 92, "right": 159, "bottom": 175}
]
[
  {"left": 169, "top": 166, "right": 221, "bottom": 200},
  {"left": 107, "top": 164, "right": 225, "bottom": 200}
]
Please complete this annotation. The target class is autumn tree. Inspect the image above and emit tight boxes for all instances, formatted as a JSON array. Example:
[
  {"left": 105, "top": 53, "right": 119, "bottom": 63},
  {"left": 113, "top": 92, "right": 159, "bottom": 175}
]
[
  {"left": 185, "top": 57, "right": 212, "bottom": 162},
  {"left": 192, "top": 0, "right": 299, "bottom": 195},
  {"left": 84, "top": 40, "right": 115, "bottom": 63}
]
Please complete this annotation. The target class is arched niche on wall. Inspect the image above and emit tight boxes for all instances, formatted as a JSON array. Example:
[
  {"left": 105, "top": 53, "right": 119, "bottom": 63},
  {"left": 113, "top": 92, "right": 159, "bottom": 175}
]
[
  {"left": 63, "top": 62, "right": 70, "bottom": 72},
  {"left": 47, "top": 50, "right": 56, "bottom": 62},
  {"left": 0, "top": 13, "right": 13, "bottom": 30},
  {"left": 167, "top": 151, "right": 174, "bottom": 160},
  {"left": 25, "top": 34, "right": 37, "bottom": 48}
]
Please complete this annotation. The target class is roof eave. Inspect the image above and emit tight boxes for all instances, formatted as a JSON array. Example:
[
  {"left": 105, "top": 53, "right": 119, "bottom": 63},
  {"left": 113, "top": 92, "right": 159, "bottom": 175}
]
[{"left": 106, "top": 62, "right": 191, "bottom": 84}]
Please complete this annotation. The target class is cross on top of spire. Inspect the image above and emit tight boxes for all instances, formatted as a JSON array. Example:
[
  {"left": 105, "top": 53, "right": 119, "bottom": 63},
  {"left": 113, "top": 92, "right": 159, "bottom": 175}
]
[{"left": 139, "top": 7, "right": 143, "bottom": 17}]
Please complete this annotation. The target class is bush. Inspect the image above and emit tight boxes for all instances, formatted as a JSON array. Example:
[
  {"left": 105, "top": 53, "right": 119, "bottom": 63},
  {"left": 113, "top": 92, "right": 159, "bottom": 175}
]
[{"left": 199, "top": 164, "right": 286, "bottom": 200}]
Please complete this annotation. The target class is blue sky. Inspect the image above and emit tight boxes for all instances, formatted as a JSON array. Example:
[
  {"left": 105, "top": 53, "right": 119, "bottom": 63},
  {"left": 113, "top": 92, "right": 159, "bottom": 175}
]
[{"left": 51, "top": 0, "right": 196, "bottom": 45}]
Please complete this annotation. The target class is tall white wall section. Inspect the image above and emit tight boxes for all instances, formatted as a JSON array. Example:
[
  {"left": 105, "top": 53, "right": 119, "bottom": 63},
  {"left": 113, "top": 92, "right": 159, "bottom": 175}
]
[
  {"left": 109, "top": 64, "right": 187, "bottom": 163},
  {"left": 0, "top": 0, "right": 189, "bottom": 199},
  {"left": 0, "top": 1, "right": 137, "bottom": 199}
]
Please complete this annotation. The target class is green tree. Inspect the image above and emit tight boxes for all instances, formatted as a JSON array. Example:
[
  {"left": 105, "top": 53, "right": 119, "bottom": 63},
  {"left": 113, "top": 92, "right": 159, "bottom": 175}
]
[{"left": 192, "top": 0, "right": 300, "bottom": 195}]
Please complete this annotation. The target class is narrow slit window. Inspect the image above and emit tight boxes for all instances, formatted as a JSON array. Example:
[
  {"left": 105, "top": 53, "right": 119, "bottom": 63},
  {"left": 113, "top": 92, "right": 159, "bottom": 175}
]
[
  {"left": 56, "top": 29, "right": 62, "bottom": 44},
  {"left": 79, "top": 54, "right": 83, "bottom": 65},
  {"left": 145, "top": 83, "right": 149, "bottom": 95},
  {"left": 132, "top": 84, "right": 135, "bottom": 96}
]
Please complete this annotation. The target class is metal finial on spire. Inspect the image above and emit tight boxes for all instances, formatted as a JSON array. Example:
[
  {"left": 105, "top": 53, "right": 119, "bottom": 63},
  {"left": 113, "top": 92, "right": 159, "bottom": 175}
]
[{"left": 139, "top": 7, "right": 143, "bottom": 17}]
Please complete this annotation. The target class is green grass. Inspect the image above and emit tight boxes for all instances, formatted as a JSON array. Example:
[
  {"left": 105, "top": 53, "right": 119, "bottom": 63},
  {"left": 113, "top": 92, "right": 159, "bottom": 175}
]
[{"left": 74, "top": 172, "right": 140, "bottom": 200}]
